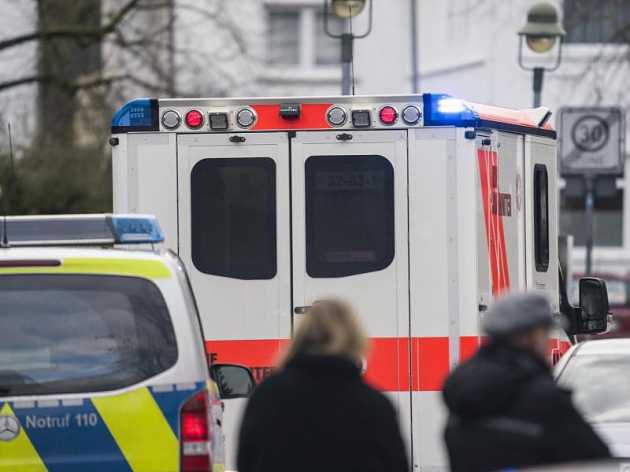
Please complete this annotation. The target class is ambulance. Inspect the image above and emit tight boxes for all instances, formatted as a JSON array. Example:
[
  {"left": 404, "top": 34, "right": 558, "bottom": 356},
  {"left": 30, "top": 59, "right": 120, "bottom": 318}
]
[{"left": 110, "top": 93, "right": 610, "bottom": 470}]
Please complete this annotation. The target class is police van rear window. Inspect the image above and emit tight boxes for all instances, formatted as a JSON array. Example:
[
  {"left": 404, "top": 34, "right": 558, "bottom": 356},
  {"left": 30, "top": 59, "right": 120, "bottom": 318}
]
[{"left": 0, "top": 275, "right": 177, "bottom": 397}]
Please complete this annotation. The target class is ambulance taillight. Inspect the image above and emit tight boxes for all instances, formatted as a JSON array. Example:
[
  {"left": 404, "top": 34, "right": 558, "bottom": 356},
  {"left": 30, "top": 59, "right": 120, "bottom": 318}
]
[{"left": 180, "top": 390, "right": 212, "bottom": 472}]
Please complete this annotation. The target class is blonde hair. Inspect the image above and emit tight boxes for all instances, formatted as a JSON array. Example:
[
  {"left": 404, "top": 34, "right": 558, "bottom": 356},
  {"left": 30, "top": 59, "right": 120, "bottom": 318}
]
[{"left": 280, "top": 299, "right": 369, "bottom": 368}]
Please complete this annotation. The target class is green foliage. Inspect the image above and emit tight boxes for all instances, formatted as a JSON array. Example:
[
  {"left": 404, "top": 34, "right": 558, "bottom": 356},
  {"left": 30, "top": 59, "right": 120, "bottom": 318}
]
[{"left": 0, "top": 145, "right": 112, "bottom": 215}]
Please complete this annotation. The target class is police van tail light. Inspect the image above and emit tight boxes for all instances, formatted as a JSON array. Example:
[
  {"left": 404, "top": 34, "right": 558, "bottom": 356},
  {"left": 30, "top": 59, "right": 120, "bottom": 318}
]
[{"left": 181, "top": 390, "right": 212, "bottom": 472}]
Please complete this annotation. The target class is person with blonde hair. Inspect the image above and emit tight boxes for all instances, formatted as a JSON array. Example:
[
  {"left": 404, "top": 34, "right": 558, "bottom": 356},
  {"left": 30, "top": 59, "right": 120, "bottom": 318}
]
[{"left": 237, "top": 299, "right": 409, "bottom": 472}]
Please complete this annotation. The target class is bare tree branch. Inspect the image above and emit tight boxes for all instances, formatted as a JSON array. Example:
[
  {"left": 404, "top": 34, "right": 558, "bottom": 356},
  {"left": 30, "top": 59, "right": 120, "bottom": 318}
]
[
  {"left": 0, "top": 76, "right": 46, "bottom": 92},
  {"left": 0, "top": 72, "right": 166, "bottom": 95},
  {"left": 0, "top": 0, "right": 141, "bottom": 52}
]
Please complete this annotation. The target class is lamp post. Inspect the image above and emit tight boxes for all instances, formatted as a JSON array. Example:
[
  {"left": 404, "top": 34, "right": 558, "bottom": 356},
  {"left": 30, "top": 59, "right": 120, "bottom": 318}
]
[
  {"left": 517, "top": 2, "right": 566, "bottom": 108},
  {"left": 324, "top": 0, "right": 373, "bottom": 95}
]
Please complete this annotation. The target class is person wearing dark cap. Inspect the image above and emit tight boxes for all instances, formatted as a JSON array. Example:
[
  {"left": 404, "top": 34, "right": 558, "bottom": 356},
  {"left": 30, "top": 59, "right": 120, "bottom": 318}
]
[{"left": 442, "top": 292, "right": 610, "bottom": 472}]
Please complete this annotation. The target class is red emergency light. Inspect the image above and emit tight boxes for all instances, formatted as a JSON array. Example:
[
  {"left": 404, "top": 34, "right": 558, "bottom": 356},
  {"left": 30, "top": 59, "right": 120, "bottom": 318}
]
[
  {"left": 185, "top": 110, "right": 204, "bottom": 129},
  {"left": 379, "top": 106, "right": 398, "bottom": 125}
]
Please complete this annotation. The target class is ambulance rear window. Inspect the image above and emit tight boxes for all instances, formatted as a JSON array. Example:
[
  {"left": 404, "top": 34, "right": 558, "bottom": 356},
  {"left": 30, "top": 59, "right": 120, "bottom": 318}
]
[
  {"left": 305, "top": 155, "right": 395, "bottom": 277},
  {"left": 0, "top": 275, "right": 177, "bottom": 397},
  {"left": 191, "top": 158, "right": 277, "bottom": 280}
]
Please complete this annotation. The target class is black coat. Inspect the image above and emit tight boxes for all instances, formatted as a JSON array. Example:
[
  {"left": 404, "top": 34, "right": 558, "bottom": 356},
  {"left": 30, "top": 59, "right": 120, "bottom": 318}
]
[
  {"left": 442, "top": 342, "right": 610, "bottom": 472},
  {"left": 237, "top": 354, "right": 409, "bottom": 472}
]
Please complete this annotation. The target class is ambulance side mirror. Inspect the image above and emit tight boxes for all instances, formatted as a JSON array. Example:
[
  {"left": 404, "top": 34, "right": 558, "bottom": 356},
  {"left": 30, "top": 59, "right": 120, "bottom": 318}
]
[
  {"left": 209, "top": 364, "right": 256, "bottom": 399},
  {"left": 577, "top": 278, "right": 609, "bottom": 334},
  {"left": 563, "top": 277, "right": 609, "bottom": 335}
]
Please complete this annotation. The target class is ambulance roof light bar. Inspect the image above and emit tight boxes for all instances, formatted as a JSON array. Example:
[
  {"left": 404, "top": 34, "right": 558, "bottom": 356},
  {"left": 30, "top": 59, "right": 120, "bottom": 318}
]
[
  {"left": 111, "top": 98, "right": 159, "bottom": 133},
  {"left": 0, "top": 214, "right": 164, "bottom": 247},
  {"left": 110, "top": 94, "right": 555, "bottom": 138},
  {"left": 110, "top": 94, "right": 476, "bottom": 131},
  {"left": 422, "top": 93, "right": 478, "bottom": 127}
]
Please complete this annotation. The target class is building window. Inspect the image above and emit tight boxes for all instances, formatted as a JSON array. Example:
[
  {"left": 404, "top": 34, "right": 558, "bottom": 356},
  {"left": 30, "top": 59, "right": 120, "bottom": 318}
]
[
  {"left": 266, "top": 6, "right": 344, "bottom": 68},
  {"left": 191, "top": 158, "right": 277, "bottom": 280},
  {"left": 534, "top": 165, "right": 550, "bottom": 272},
  {"left": 305, "top": 155, "right": 395, "bottom": 278},
  {"left": 267, "top": 10, "right": 300, "bottom": 65},
  {"left": 564, "top": 0, "right": 630, "bottom": 43},
  {"left": 560, "top": 185, "right": 623, "bottom": 247}
]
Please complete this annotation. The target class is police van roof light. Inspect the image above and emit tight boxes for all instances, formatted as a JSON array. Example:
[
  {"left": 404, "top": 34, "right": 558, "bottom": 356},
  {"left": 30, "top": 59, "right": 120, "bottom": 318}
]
[
  {"left": 422, "top": 93, "right": 478, "bottom": 127},
  {"left": 110, "top": 215, "right": 164, "bottom": 244},
  {"left": 0, "top": 214, "right": 164, "bottom": 247}
]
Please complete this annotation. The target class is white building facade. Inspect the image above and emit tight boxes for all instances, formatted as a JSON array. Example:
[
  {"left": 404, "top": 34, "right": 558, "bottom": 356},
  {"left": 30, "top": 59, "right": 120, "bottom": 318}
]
[{"left": 259, "top": 0, "right": 630, "bottom": 281}]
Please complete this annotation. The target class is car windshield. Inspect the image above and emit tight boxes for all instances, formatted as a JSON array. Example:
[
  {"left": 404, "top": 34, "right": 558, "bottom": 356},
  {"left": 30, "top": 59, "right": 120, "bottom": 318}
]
[
  {"left": 0, "top": 274, "right": 178, "bottom": 397},
  {"left": 557, "top": 354, "right": 630, "bottom": 423}
]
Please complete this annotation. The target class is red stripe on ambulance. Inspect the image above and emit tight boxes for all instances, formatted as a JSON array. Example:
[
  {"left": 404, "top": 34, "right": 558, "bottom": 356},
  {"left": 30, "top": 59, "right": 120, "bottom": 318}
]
[
  {"left": 207, "top": 336, "right": 482, "bottom": 392},
  {"left": 477, "top": 148, "right": 510, "bottom": 296}
]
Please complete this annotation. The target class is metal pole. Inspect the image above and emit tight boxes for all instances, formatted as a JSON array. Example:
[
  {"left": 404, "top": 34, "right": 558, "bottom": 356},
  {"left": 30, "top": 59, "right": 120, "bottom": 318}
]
[
  {"left": 532, "top": 67, "right": 544, "bottom": 108},
  {"left": 585, "top": 176, "right": 595, "bottom": 275},
  {"left": 341, "top": 33, "right": 353, "bottom": 95},
  {"left": 410, "top": 0, "right": 419, "bottom": 93},
  {"left": 167, "top": 0, "right": 176, "bottom": 96}
]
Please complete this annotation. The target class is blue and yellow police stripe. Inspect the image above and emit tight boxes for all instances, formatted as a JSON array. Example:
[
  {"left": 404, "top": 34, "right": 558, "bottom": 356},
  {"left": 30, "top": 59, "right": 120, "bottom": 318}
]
[{"left": 0, "top": 382, "right": 207, "bottom": 472}]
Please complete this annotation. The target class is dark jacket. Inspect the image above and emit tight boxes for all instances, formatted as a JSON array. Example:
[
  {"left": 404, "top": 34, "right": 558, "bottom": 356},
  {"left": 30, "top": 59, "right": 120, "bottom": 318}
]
[
  {"left": 237, "top": 354, "right": 409, "bottom": 472},
  {"left": 442, "top": 342, "right": 610, "bottom": 472}
]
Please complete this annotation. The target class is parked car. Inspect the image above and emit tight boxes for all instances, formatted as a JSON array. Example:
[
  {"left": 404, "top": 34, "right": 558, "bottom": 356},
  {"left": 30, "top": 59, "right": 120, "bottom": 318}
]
[{"left": 555, "top": 338, "right": 630, "bottom": 457}]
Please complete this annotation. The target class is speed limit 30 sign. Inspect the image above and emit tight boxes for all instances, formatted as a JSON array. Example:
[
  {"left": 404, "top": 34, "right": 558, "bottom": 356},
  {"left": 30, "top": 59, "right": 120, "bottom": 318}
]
[{"left": 559, "top": 107, "right": 624, "bottom": 176}]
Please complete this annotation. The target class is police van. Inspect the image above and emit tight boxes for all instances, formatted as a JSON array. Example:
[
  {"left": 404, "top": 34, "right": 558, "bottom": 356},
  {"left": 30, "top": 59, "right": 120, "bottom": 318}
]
[
  {"left": 0, "top": 214, "right": 254, "bottom": 472},
  {"left": 110, "top": 94, "right": 610, "bottom": 470}
]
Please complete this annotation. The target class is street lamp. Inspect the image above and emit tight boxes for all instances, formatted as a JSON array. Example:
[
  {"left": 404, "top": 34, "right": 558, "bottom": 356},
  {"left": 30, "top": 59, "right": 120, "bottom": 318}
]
[
  {"left": 324, "top": 0, "right": 373, "bottom": 95},
  {"left": 517, "top": 2, "right": 566, "bottom": 108}
]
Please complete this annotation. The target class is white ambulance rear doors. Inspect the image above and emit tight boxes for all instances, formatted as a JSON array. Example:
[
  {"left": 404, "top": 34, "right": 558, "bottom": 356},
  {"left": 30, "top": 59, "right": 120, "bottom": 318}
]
[
  {"left": 176, "top": 128, "right": 412, "bottom": 461},
  {"left": 177, "top": 129, "right": 411, "bottom": 388}
]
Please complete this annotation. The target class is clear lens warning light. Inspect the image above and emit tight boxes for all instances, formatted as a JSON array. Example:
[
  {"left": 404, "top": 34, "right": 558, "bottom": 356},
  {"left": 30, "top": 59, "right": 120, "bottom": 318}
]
[
  {"left": 161, "top": 110, "right": 181, "bottom": 130},
  {"left": 402, "top": 106, "right": 421, "bottom": 125},
  {"left": 327, "top": 107, "right": 347, "bottom": 127},
  {"left": 236, "top": 108, "right": 256, "bottom": 128}
]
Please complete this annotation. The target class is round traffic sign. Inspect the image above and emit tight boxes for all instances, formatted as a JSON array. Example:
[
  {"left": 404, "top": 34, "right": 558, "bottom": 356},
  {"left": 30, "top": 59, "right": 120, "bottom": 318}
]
[{"left": 571, "top": 115, "right": 609, "bottom": 152}]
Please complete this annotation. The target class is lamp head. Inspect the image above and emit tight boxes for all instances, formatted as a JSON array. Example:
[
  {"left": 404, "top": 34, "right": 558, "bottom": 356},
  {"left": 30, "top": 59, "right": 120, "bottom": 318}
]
[
  {"left": 331, "top": 0, "right": 366, "bottom": 18},
  {"left": 518, "top": 2, "right": 566, "bottom": 53}
]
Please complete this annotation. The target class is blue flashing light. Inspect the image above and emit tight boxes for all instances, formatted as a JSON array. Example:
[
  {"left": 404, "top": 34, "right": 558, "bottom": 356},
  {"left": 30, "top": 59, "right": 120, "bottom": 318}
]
[
  {"left": 111, "top": 98, "right": 158, "bottom": 132},
  {"left": 109, "top": 215, "right": 164, "bottom": 244},
  {"left": 423, "top": 93, "right": 478, "bottom": 127},
  {"left": 437, "top": 98, "right": 467, "bottom": 114}
]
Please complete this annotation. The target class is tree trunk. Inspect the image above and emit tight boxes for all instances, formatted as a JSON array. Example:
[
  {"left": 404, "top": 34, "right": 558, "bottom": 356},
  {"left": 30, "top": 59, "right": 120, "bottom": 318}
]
[{"left": 37, "top": 0, "right": 102, "bottom": 147}]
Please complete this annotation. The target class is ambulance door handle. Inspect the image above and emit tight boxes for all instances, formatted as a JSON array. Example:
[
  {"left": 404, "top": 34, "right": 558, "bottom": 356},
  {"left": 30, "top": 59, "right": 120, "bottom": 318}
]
[
  {"left": 336, "top": 133, "right": 353, "bottom": 141},
  {"left": 294, "top": 306, "right": 311, "bottom": 315},
  {"left": 229, "top": 135, "right": 246, "bottom": 143}
]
